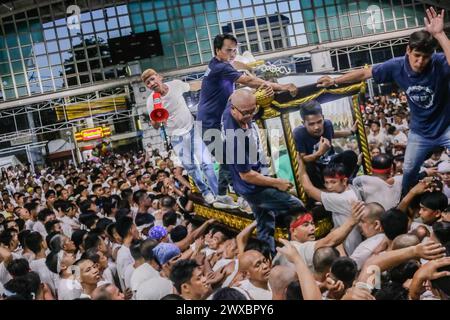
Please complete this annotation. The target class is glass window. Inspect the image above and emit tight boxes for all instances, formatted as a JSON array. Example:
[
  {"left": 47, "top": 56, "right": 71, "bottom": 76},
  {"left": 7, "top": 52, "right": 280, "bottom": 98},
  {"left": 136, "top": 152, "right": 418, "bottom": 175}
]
[
  {"left": 52, "top": 66, "right": 63, "bottom": 77},
  {"left": 29, "top": 81, "right": 41, "bottom": 94},
  {"left": 42, "top": 80, "right": 54, "bottom": 92},
  {"left": 303, "top": 9, "right": 314, "bottom": 21},
  {"left": 338, "top": 53, "right": 350, "bottom": 70},
  {"left": 82, "top": 22, "right": 94, "bottom": 34},
  {"left": 396, "top": 19, "right": 405, "bottom": 29},
  {"left": 46, "top": 41, "right": 59, "bottom": 53},
  {"left": 118, "top": 15, "right": 131, "bottom": 28},
  {"left": 77, "top": 62, "right": 88, "bottom": 72},
  {"left": 11, "top": 61, "right": 23, "bottom": 73},
  {"left": 49, "top": 53, "right": 61, "bottom": 65},
  {"left": 181, "top": 5, "right": 192, "bottom": 16},
  {"left": 131, "top": 13, "right": 143, "bottom": 25},
  {"left": 19, "top": 33, "right": 32, "bottom": 45},
  {"left": 0, "top": 62, "right": 10, "bottom": 73},
  {"left": 143, "top": 11, "right": 155, "bottom": 22},
  {"left": 39, "top": 67, "right": 51, "bottom": 79},
  {"left": 351, "top": 26, "right": 362, "bottom": 37},
  {"left": 2, "top": 75, "right": 14, "bottom": 87},
  {"left": 183, "top": 18, "right": 194, "bottom": 29},
  {"left": 10, "top": 48, "right": 21, "bottom": 60},
  {"left": 44, "top": 28, "right": 56, "bottom": 40},
  {"left": 6, "top": 34, "right": 18, "bottom": 47},
  {"left": 190, "top": 54, "right": 201, "bottom": 65},
  {"left": 300, "top": 0, "right": 312, "bottom": 9},
  {"left": 56, "top": 26, "right": 68, "bottom": 39},
  {"left": 120, "top": 27, "right": 132, "bottom": 36},
  {"left": 36, "top": 55, "right": 49, "bottom": 68},
  {"left": 107, "top": 18, "right": 118, "bottom": 29}
]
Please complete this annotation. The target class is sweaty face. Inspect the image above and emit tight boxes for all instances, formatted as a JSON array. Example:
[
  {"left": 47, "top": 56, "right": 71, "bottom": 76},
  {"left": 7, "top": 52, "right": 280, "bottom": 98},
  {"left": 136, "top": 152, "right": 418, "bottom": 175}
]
[
  {"left": 247, "top": 253, "right": 271, "bottom": 283},
  {"left": 209, "top": 231, "right": 225, "bottom": 250},
  {"left": 407, "top": 48, "right": 431, "bottom": 73},
  {"left": 291, "top": 221, "right": 316, "bottom": 242},
  {"left": 324, "top": 177, "right": 347, "bottom": 193},
  {"left": 216, "top": 39, "right": 238, "bottom": 63},
  {"left": 145, "top": 74, "right": 164, "bottom": 92},
  {"left": 419, "top": 204, "right": 440, "bottom": 225},
  {"left": 304, "top": 114, "right": 325, "bottom": 137},
  {"left": 79, "top": 260, "right": 101, "bottom": 285},
  {"left": 186, "top": 267, "right": 211, "bottom": 299}
]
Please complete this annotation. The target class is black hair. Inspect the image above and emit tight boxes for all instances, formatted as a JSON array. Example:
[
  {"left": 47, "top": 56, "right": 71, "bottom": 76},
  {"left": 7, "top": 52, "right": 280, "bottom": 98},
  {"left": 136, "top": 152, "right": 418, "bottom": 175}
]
[
  {"left": 46, "top": 232, "right": 63, "bottom": 252},
  {"left": 212, "top": 287, "right": 247, "bottom": 300},
  {"left": 106, "top": 223, "right": 118, "bottom": 240},
  {"left": 135, "top": 213, "right": 155, "bottom": 227},
  {"left": 160, "top": 293, "right": 185, "bottom": 300},
  {"left": 53, "top": 200, "right": 70, "bottom": 212},
  {"left": 45, "top": 251, "right": 59, "bottom": 274},
  {"left": 375, "top": 260, "right": 419, "bottom": 300},
  {"left": 244, "top": 238, "right": 272, "bottom": 260},
  {"left": 92, "top": 183, "right": 102, "bottom": 193},
  {"left": 37, "top": 208, "right": 54, "bottom": 222},
  {"left": 161, "top": 196, "right": 176, "bottom": 208},
  {"left": 44, "top": 220, "right": 61, "bottom": 234},
  {"left": 81, "top": 247, "right": 101, "bottom": 264},
  {"left": 6, "top": 258, "right": 30, "bottom": 277},
  {"left": 133, "top": 190, "right": 147, "bottom": 205},
  {"left": 380, "top": 208, "right": 409, "bottom": 240},
  {"left": 79, "top": 199, "right": 94, "bottom": 214},
  {"left": 116, "top": 216, "right": 133, "bottom": 239},
  {"left": 387, "top": 125, "right": 397, "bottom": 135},
  {"left": 330, "top": 257, "right": 358, "bottom": 288},
  {"left": 24, "top": 232, "right": 44, "bottom": 254},
  {"left": 162, "top": 210, "right": 178, "bottom": 227},
  {"left": 169, "top": 259, "right": 199, "bottom": 293},
  {"left": 96, "top": 218, "right": 113, "bottom": 232},
  {"left": 140, "top": 238, "right": 158, "bottom": 261},
  {"left": 170, "top": 225, "right": 188, "bottom": 243},
  {"left": 323, "top": 162, "right": 348, "bottom": 179},
  {"left": 45, "top": 190, "right": 56, "bottom": 199},
  {"left": 18, "top": 230, "right": 31, "bottom": 249},
  {"left": 213, "top": 34, "right": 238, "bottom": 55},
  {"left": 15, "top": 218, "right": 25, "bottom": 232},
  {"left": 432, "top": 221, "right": 450, "bottom": 246},
  {"left": 83, "top": 232, "right": 102, "bottom": 251},
  {"left": 79, "top": 212, "right": 99, "bottom": 229},
  {"left": 420, "top": 192, "right": 448, "bottom": 212},
  {"left": 313, "top": 246, "right": 340, "bottom": 274},
  {"left": 24, "top": 202, "right": 38, "bottom": 213},
  {"left": 299, "top": 100, "right": 323, "bottom": 120},
  {"left": 121, "top": 188, "right": 133, "bottom": 201},
  {"left": 71, "top": 229, "right": 88, "bottom": 252},
  {"left": 130, "top": 239, "right": 143, "bottom": 261},
  {"left": 4, "top": 277, "right": 35, "bottom": 300},
  {"left": 372, "top": 154, "right": 393, "bottom": 170},
  {"left": 286, "top": 280, "right": 303, "bottom": 300},
  {"left": 408, "top": 30, "right": 437, "bottom": 55}
]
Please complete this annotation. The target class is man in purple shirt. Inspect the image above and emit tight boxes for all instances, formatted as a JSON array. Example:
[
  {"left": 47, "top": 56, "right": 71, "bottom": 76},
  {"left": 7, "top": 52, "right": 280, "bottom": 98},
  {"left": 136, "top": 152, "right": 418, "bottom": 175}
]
[{"left": 198, "top": 34, "right": 297, "bottom": 206}]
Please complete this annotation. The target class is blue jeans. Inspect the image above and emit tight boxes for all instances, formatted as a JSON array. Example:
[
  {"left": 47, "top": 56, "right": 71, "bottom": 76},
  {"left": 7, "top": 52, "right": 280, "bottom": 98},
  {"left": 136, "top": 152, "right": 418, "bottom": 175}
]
[
  {"left": 402, "top": 126, "right": 450, "bottom": 195},
  {"left": 243, "top": 188, "right": 303, "bottom": 255},
  {"left": 202, "top": 126, "right": 233, "bottom": 196},
  {"left": 171, "top": 126, "right": 218, "bottom": 196}
]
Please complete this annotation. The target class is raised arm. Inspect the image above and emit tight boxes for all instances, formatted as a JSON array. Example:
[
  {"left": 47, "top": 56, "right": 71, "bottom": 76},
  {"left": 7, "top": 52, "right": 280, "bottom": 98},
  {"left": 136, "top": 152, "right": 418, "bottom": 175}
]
[
  {"left": 315, "top": 201, "right": 365, "bottom": 250},
  {"left": 317, "top": 68, "right": 373, "bottom": 88},
  {"left": 175, "top": 219, "right": 215, "bottom": 251},
  {"left": 236, "top": 220, "right": 257, "bottom": 254},
  {"left": 277, "top": 239, "right": 322, "bottom": 300},
  {"left": 425, "top": 7, "right": 450, "bottom": 65},
  {"left": 297, "top": 155, "right": 322, "bottom": 202}
]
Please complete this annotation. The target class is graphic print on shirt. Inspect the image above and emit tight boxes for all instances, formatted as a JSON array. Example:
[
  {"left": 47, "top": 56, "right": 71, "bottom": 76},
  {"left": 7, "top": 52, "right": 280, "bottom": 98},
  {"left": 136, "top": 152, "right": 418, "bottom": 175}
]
[{"left": 406, "top": 85, "right": 434, "bottom": 109}]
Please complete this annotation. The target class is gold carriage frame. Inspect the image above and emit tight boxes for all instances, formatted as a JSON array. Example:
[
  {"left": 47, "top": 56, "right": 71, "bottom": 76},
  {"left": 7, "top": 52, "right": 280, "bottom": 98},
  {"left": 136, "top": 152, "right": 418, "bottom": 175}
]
[{"left": 192, "top": 82, "right": 372, "bottom": 240}]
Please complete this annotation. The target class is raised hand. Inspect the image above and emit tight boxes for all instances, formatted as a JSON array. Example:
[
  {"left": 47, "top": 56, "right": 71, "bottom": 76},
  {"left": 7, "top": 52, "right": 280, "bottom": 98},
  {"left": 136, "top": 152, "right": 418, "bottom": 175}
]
[{"left": 425, "top": 7, "right": 445, "bottom": 36}]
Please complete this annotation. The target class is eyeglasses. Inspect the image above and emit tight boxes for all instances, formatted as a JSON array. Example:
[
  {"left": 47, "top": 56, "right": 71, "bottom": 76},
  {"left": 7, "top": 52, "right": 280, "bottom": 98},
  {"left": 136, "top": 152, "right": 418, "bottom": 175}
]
[{"left": 232, "top": 104, "right": 259, "bottom": 117}]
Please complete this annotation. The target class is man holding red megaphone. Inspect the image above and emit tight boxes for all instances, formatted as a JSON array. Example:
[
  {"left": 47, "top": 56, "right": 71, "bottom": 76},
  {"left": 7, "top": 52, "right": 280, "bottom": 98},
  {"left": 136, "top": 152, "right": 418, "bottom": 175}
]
[{"left": 142, "top": 68, "right": 218, "bottom": 204}]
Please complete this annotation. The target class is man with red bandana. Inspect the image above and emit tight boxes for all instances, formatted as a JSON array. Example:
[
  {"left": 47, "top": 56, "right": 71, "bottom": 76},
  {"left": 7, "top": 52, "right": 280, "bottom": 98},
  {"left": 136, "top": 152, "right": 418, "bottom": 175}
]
[{"left": 273, "top": 202, "right": 364, "bottom": 271}]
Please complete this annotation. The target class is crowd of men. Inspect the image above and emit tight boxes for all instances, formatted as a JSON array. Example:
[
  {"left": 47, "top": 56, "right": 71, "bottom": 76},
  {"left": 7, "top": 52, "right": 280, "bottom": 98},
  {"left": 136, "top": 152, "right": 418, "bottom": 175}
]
[{"left": 0, "top": 7, "right": 450, "bottom": 301}]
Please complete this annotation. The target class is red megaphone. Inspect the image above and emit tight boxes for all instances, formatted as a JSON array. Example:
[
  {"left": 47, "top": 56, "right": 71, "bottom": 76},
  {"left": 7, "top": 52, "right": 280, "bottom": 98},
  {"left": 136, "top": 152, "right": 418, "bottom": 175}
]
[{"left": 150, "top": 92, "right": 169, "bottom": 122}]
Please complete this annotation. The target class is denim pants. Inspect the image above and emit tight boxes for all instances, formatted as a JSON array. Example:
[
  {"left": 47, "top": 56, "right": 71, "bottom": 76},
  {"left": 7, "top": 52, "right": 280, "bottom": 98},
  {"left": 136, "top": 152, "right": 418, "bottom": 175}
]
[
  {"left": 171, "top": 126, "right": 218, "bottom": 196},
  {"left": 202, "top": 126, "right": 233, "bottom": 196},
  {"left": 243, "top": 188, "right": 303, "bottom": 255},
  {"left": 402, "top": 126, "right": 450, "bottom": 195}
]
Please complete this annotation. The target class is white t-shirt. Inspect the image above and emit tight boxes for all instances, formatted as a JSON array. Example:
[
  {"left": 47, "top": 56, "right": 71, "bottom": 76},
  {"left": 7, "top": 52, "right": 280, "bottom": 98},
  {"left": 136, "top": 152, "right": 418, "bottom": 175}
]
[
  {"left": 32, "top": 221, "right": 47, "bottom": 237},
  {"left": 367, "top": 131, "right": 388, "bottom": 151},
  {"left": 30, "top": 258, "right": 59, "bottom": 296},
  {"left": 123, "top": 264, "right": 135, "bottom": 290},
  {"left": 352, "top": 175, "right": 402, "bottom": 210},
  {"left": 321, "top": 188, "right": 362, "bottom": 255},
  {"left": 135, "top": 276, "right": 173, "bottom": 300},
  {"left": 130, "top": 263, "right": 160, "bottom": 294},
  {"left": 57, "top": 278, "right": 82, "bottom": 300},
  {"left": 273, "top": 240, "right": 316, "bottom": 272},
  {"left": 116, "top": 245, "right": 134, "bottom": 290},
  {"left": 235, "top": 279, "right": 272, "bottom": 300},
  {"left": 350, "top": 233, "right": 386, "bottom": 270},
  {"left": 146, "top": 80, "right": 193, "bottom": 137}
]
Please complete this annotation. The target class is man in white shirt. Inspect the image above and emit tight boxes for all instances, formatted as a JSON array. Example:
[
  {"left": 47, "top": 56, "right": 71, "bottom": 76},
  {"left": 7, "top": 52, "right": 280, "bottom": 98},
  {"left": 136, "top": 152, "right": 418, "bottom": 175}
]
[
  {"left": 298, "top": 159, "right": 363, "bottom": 255},
  {"left": 387, "top": 125, "right": 408, "bottom": 156},
  {"left": 234, "top": 250, "right": 272, "bottom": 300},
  {"left": 350, "top": 203, "right": 386, "bottom": 269},
  {"left": 130, "top": 239, "right": 160, "bottom": 299},
  {"left": 367, "top": 121, "right": 388, "bottom": 153},
  {"left": 437, "top": 161, "right": 450, "bottom": 200},
  {"left": 115, "top": 216, "right": 140, "bottom": 290},
  {"left": 169, "top": 259, "right": 212, "bottom": 300},
  {"left": 352, "top": 154, "right": 403, "bottom": 211},
  {"left": 142, "top": 68, "right": 217, "bottom": 204},
  {"left": 273, "top": 202, "right": 364, "bottom": 272}
]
